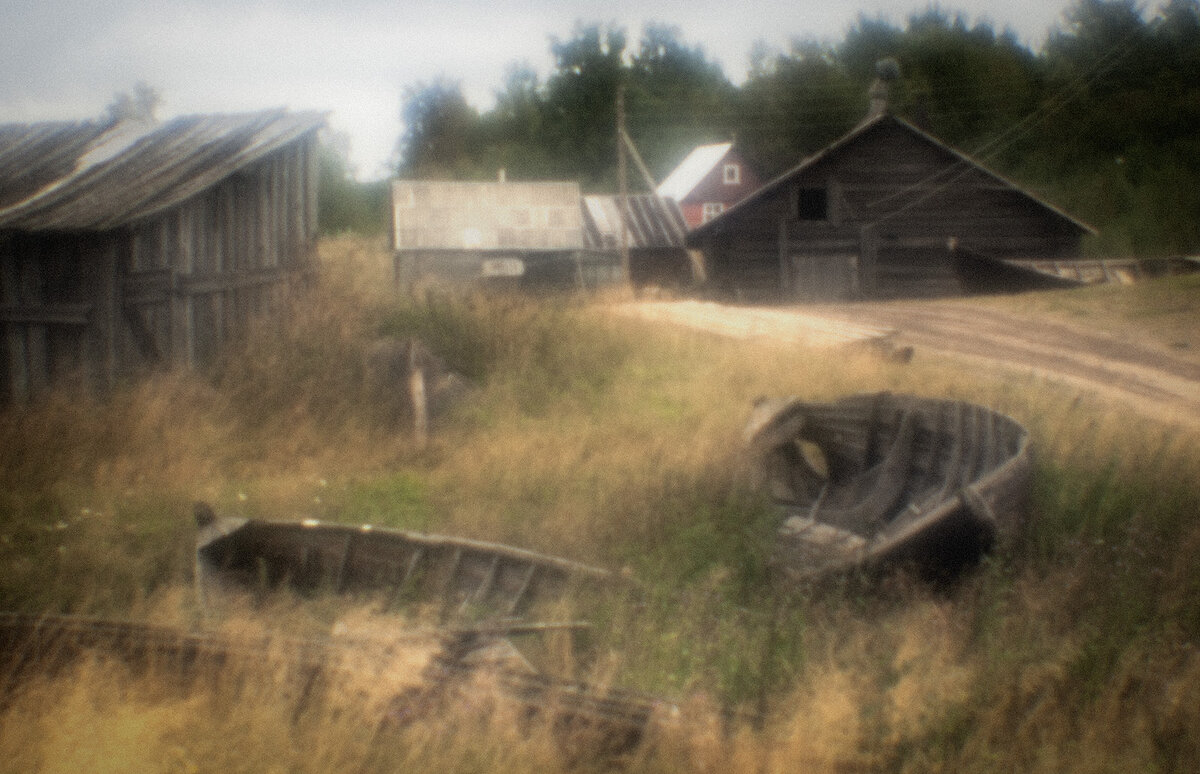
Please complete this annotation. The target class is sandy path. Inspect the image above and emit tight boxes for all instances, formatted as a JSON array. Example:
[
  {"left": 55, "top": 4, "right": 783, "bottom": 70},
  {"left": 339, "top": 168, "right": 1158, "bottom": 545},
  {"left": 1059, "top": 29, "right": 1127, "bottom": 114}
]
[{"left": 614, "top": 298, "right": 1200, "bottom": 424}]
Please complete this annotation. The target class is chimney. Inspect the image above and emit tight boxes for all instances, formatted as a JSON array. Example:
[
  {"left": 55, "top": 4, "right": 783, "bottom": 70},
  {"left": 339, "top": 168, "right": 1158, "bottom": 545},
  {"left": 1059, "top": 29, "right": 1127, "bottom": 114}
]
[{"left": 868, "top": 58, "right": 900, "bottom": 119}]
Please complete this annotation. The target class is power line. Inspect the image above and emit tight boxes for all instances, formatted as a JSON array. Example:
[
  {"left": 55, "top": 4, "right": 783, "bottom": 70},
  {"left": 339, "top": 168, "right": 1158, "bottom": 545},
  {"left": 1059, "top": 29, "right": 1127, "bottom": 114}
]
[{"left": 862, "top": 21, "right": 1149, "bottom": 224}]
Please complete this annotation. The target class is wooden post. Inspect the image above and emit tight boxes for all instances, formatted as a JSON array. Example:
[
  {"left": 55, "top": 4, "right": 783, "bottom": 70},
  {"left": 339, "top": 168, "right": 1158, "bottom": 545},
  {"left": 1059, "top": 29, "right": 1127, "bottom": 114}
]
[
  {"left": 778, "top": 217, "right": 790, "bottom": 300},
  {"left": 621, "top": 129, "right": 658, "bottom": 191},
  {"left": 20, "top": 253, "right": 47, "bottom": 396},
  {"left": 93, "top": 234, "right": 119, "bottom": 393},
  {"left": 171, "top": 208, "right": 195, "bottom": 368},
  {"left": 616, "top": 83, "right": 631, "bottom": 286},
  {"left": 859, "top": 224, "right": 879, "bottom": 299},
  {"left": 408, "top": 339, "right": 428, "bottom": 447},
  {"left": 1, "top": 247, "right": 29, "bottom": 403}
]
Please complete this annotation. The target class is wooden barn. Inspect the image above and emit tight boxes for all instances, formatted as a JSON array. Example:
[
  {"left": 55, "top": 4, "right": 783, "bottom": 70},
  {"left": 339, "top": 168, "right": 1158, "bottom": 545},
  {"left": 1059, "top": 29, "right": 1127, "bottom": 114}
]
[
  {"left": 657, "top": 142, "right": 762, "bottom": 229},
  {"left": 392, "top": 179, "right": 624, "bottom": 290},
  {"left": 688, "top": 105, "right": 1093, "bottom": 302},
  {"left": 0, "top": 109, "right": 324, "bottom": 403},
  {"left": 581, "top": 193, "right": 697, "bottom": 287}
]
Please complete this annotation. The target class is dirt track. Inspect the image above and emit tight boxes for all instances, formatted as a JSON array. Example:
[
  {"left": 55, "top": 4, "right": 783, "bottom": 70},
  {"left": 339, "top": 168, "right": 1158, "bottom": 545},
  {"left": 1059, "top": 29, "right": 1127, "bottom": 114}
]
[{"left": 621, "top": 298, "right": 1200, "bottom": 424}]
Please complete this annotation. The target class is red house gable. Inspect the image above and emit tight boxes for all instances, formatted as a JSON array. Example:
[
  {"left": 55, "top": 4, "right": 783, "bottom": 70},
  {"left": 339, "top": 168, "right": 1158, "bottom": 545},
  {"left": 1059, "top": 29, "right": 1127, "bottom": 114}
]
[{"left": 657, "top": 143, "right": 762, "bottom": 229}]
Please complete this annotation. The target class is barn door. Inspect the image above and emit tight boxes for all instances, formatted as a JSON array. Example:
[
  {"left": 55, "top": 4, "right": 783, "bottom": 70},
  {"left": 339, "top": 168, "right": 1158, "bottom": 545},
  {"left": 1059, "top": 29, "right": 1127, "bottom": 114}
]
[{"left": 790, "top": 253, "right": 860, "bottom": 301}]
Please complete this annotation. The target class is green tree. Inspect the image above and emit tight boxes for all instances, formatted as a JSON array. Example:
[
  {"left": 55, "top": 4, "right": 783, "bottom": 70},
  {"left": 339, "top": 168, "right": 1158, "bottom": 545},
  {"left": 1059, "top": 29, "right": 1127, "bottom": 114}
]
[
  {"left": 627, "top": 23, "right": 738, "bottom": 183},
  {"left": 105, "top": 81, "right": 161, "bottom": 123},
  {"left": 1030, "top": 0, "right": 1200, "bottom": 253},
  {"left": 317, "top": 131, "right": 388, "bottom": 235},
  {"left": 736, "top": 38, "right": 861, "bottom": 175},
  {"left": 541, "top": 22, "right": 628, "bottom": 188},
  {"left": 395, "top": 78, "right": 482, "bottom": 178},
  {"left": 476, "top": 63, "right": 557, "bottom": 179}
]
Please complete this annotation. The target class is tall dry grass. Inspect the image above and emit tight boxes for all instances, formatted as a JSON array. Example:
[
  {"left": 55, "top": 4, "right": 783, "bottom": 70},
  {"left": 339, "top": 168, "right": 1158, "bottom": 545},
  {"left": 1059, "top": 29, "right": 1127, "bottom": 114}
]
[{"left": 1, "top": 236, "right": 1198, "bottom": 770}]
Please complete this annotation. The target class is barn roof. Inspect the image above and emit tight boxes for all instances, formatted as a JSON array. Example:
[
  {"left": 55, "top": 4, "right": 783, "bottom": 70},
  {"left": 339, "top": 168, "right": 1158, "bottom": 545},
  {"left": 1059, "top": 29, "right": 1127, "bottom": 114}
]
[
  {"left": 656, "top": 142, "right": 732, "bottom": 202},
  {"left": 392, "top": 180, "right": 585, "bottom": 251},
  {"left": 689, "top": 113, "right": 1094, "bottom": 237},
  {"left": 582, "top": 194, "right": 687, "bottom": 250},
  {"left": 0, "top": 109, "right": 325, "bottom": 231}
]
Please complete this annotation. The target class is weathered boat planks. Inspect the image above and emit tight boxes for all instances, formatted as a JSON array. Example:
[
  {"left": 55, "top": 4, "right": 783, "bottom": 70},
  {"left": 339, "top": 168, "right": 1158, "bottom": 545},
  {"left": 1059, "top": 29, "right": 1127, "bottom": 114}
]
[
  {"left": 0, "top": 611, "right": 665, "bottom": 752},
  {"left": 746, "top": 392, "right": 1032, "bottom": 581},
  {"left": 194, "top": 503, "right": 610, "bottom": 621},
  {"left": 954, "top": 246, "right": 1200, "bottom": 293}
]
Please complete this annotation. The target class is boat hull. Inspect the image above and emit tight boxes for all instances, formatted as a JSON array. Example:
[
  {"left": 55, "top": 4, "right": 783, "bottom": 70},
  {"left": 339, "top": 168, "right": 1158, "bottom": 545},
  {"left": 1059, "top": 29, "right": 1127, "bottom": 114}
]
[
  {"left": 195, "top": 507, "right": 610, "bottom": 621},
  {"left": 746, "top": 392, "right": 1031, "bottom": 581}
]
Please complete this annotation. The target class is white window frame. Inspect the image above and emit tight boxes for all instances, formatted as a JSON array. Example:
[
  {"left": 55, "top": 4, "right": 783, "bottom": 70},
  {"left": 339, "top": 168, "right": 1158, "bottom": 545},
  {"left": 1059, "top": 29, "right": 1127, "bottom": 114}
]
[
  {"left": 722, "top": 163, "right": 741, "bottom": 185},
  {"left": 702, "top": 202, "right": 725, "bottom": 222}
]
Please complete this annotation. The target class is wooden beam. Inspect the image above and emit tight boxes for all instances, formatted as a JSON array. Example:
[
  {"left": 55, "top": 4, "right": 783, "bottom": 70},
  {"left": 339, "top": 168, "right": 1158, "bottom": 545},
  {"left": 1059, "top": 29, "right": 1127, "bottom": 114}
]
[
  {"left": 19, "top": 255, "right": 47, "bottom": 395},
  {"left": 616, "top": 84, "right": 630, "bottom": 285},
  {"left": 620, "top": 129, "right": 657, "bottom": 192},
  {"left": 94, "top": 233, "right": 121, "bottom": 391},
  {"left": 178, "top": 267, "right": 289, "bottom": 295},
  {"left": 1, "top": 252, "right": 28, "bottom": 403},
  {"left": 0, "top": 304, "right": 93, "bottom": 326}
]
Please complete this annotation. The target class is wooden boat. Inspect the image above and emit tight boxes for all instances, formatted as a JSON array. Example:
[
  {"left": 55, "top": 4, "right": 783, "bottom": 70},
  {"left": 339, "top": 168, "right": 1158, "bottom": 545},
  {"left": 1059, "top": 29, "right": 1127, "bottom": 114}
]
[
  {"left": 745, "top": 392, "right": 1031, "bottom": 581},
  {"left": 0, "top": 611, "right": 663, "bottom": 752},
  {"left": 954, "top": 246, "right": 1200, "bottom": 293},
  {"left": 194, "top": 504, "right": 610, "bottom": 621}
]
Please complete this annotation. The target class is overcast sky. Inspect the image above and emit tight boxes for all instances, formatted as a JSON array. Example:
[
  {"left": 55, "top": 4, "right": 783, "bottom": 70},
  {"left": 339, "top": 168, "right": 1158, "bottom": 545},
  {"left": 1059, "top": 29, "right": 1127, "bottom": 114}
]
[{"left": 3, "top": 1, "right": 1086, "bottom": 180}]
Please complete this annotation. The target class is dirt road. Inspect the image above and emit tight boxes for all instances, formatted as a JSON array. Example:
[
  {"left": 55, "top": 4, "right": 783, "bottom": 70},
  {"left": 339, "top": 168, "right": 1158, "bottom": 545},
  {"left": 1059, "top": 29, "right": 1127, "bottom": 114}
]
[{"left": 618, "top": 298, "right": 1200, "bottom": 423}]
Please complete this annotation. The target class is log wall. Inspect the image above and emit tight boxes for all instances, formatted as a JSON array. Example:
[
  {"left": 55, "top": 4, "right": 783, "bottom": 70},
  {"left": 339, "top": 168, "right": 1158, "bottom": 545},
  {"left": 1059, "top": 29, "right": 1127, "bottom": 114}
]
[{"left": 699, "top": 119, "right": 1086, "bottom": 302}]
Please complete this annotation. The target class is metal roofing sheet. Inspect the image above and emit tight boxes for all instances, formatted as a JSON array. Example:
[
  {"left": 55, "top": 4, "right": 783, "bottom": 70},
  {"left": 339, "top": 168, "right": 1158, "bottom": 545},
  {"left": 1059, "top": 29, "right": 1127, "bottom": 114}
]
[
  {"left": 582, "top": 194, "right": 687, "bottom": 250},
  {"left": 656, "top": 142, "right": 731, "bottom": 202},
  {"left": 0, "top": 109, "right": 325, "bottom": 231}
]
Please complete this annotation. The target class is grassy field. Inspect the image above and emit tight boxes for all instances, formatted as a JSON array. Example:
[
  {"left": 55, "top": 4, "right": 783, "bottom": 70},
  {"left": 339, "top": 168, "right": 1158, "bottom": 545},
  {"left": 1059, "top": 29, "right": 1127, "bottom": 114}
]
[{"left": 1, "top": 236, "right": 1198, "bottom": 772}]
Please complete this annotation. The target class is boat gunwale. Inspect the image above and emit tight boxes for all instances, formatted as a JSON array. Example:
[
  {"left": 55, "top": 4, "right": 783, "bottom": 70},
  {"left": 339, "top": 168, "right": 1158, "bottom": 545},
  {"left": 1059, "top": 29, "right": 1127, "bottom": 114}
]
[{"left": 198, "top": 516, "right": 612, "bottom": 580}]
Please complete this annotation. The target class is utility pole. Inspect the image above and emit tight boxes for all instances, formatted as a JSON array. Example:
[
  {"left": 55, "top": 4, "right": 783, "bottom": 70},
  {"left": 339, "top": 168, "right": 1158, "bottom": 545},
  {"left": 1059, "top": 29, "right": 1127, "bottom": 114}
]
[{"left": 616, "top": 82, "right": 631, "bottom": 286}]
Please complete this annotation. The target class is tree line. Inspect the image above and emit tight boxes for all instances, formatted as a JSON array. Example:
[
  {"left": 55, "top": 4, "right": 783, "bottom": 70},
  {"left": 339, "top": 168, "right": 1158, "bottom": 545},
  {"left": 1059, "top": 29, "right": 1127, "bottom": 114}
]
[{"left": 322, "top": 0, "right": 1200, "bottom": 256}]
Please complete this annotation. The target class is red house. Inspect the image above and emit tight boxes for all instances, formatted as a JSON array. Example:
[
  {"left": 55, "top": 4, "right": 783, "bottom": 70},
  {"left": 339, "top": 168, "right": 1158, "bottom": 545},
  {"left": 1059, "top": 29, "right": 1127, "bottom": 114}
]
[{"left": 657, "top": 142, "right": 762, "bottom": 229}]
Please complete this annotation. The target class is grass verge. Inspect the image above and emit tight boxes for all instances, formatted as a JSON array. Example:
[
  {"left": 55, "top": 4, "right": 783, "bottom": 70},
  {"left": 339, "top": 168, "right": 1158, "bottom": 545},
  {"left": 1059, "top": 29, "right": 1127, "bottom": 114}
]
[{"left": 1, "top": 237, "right": 1197, "bottom": 771}]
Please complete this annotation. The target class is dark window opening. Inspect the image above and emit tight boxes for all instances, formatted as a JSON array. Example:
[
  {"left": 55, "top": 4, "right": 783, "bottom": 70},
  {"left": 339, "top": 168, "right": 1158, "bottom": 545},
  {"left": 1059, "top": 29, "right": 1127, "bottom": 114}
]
[{"left": 797, "top": 187, "right": 828, "bottom": 221}]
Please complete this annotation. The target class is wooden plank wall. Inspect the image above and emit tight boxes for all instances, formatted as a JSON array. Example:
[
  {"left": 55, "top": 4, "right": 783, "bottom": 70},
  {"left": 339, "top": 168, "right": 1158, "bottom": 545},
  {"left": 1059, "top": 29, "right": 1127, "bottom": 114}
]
[
  {"left": 0, "top": 231, "right": 102, "bottom": 402},
  {"left": 123, "top": 137, "right": 317, "bottom": 373},
  {"left": 1, "top": 135, "right": 318, "bottom": 403},
  {"left": 703, "top": 121, "right": 1085, "bottom": 302}
]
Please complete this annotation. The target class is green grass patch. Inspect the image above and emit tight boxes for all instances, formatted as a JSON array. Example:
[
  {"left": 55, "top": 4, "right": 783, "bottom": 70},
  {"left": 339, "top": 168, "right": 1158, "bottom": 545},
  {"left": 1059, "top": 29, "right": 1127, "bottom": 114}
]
[{"left": 3, "top": 237, "right": 1199, "bottom": 771}]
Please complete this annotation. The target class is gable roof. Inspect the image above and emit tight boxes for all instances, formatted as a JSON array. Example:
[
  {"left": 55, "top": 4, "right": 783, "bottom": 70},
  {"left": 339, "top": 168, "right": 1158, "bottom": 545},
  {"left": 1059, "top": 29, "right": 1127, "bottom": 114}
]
[
  {"left": 689, "top": 113, "right": 1094, "bottom": 238},
  {"left": 656, "top": 142, "right": 732, "bottom": 202},
  {"left": 392, "top": 180, "right": 584, "bottom": 251},
  {"left": 0, "top": 109, "right": 325, "bottom": 231}
]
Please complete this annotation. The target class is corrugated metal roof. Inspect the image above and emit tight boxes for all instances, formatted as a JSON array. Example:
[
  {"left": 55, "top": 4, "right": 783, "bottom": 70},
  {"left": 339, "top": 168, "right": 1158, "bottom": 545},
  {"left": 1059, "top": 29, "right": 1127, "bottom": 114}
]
[
  {"left": 656, "top": 142, "right": 732, "bottom": 202},
  {"left": 582, "top": 194, "right": 687, "bottom": 250},
  {"left": 0, "top": 109, "right": 325, "bottom": 231},
  {"left": 392, "top": 180, "right": 584, "bottom": 251}
]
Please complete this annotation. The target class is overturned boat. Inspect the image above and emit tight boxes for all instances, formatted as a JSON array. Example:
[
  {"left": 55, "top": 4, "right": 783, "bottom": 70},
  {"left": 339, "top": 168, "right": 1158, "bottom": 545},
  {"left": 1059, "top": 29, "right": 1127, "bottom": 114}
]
[
  {"left": 0, "top": 611, "right": 664, "bottom": 754},
  {"left": 195, "top": 504, "right": 610, "bottom": 620},
  {"left": 746, "top": 392, "right": 1031, "bottom": 581},
  {"left": 953, "top": 246, "right": 1200, "bottom": 293}
]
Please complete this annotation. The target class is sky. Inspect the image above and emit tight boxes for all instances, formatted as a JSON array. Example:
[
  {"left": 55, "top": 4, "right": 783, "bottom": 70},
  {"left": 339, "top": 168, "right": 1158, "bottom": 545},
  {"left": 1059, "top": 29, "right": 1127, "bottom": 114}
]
[{"left": 2, "top": 1, "right": 1086, "bottom": 180}]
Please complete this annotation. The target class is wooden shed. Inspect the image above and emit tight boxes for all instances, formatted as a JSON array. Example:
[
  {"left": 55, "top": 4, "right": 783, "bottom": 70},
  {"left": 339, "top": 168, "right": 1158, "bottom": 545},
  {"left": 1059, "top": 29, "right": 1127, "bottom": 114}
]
[
  {"left": 0, "top": 109, "right": 324, "bottom": 403},
  {"left": 392, "top": 180, "right": 621, "bottom": 290},
  {"left": 688, "top": 112, "right": 1094, "bottom": 302},
  {"left": 581, "top": 193, "right": 698, "bottom": 287}
]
